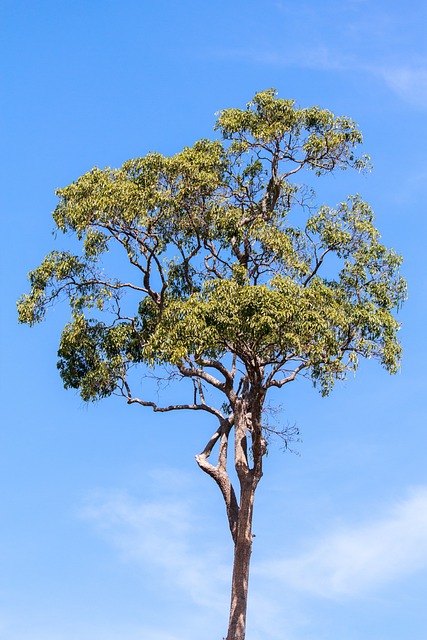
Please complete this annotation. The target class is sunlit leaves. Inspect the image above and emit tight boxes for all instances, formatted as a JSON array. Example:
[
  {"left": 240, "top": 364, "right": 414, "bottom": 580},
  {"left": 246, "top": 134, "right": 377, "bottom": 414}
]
[
  {"left": 17, "top": 252, "right": 86, "bottom": 325},
  {"left": 215, "top": 89, "right": 370, "bottom": 175},
  {"left": 18, "top": 89, "right": 406, "bottom": 402}
]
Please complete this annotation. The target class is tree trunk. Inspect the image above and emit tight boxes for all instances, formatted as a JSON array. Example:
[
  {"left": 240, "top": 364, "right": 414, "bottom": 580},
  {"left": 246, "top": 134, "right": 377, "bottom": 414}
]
[{"left": 226, "top": 479, "right": 256, "bottom": 640}]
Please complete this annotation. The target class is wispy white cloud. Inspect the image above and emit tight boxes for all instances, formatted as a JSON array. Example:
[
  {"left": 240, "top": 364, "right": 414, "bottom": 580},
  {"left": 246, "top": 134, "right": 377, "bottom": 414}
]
[
  {"left": 219, "top": 44, "right": 426, "bottom": 105},
  {"left": 78, "top": 479, "right": 427, "bottom": 638},
  {"left": 378, "top": 67, "right": 427, "bottom": 109},
  {"left": 256, "top": 486, "right": 427, "bottom": 598},
  {"left": 215, "top": 2, "right": 427, "bottom": 110},
  {"left": 79, "top": 487, "right": 230, "bottom": 612},
  {"left": 219, "top": 45, "right": 427, "bottom": 109},
  {"left": 80, "top": 484, "right": 427, "bottom": 604},
  {"left": 78, "top": 479, "right": 307, "bottom": 640}
]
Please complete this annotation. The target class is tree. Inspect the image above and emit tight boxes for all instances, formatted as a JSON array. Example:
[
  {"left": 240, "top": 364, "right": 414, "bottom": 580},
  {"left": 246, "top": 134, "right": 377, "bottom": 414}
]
[{"left": 18, "top": 89, "right": 406, "bottom": 640}]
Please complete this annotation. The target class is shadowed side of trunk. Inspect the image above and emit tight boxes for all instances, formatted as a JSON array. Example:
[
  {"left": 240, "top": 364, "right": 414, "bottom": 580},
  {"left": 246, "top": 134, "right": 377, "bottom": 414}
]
[{"left": 226, "top": 478, "right": 256, "bottom": 640}]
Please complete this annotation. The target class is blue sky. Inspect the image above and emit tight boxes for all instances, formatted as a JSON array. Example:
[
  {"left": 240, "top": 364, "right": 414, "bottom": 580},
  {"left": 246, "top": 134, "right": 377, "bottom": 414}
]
[{"left": 2, "top": 0, "right": 427, "bottom": 638}]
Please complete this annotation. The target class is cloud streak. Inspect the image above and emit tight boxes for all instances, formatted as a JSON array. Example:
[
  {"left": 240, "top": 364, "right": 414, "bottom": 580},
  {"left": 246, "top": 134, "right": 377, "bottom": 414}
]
[
  {"left": 80, "top": 482, "right": 427, "bottom": 604},
  {"left": 257, "top": 486, "right": 427, "bottom": 598},
  {"left": 217, "top": 45, "right": 427, "bottom": 108},
  {"left": 214, "top": 2, "right": 427, "bottom": 109},
  {"left": 78, "top": 481, "right": 427, "bottom": 639},
  {"left": 79, "top": 488, "right": 230, "bottom": 612},
  {"left": 379, "top": 67, "right": 427, "bottom": 109}
]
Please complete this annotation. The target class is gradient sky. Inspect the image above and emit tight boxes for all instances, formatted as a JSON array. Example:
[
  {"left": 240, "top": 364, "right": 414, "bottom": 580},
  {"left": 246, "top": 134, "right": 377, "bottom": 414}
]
[{"left": 2, "top": 1, "right": 427, "bottom": 638}]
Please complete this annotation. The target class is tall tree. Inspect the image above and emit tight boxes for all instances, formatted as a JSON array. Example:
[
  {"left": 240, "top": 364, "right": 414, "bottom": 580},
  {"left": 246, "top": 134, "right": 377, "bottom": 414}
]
[{"left": 18, "top": 90, "right": 406, "bottom": 640}]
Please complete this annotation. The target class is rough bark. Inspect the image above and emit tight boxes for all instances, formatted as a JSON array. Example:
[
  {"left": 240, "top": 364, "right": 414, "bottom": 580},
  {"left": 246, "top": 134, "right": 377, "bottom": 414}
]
[
  {"left": 226, "top": 479, "right": 256, "bottom": 640},
  {"left": 225, "top": 395, "right": 263, "bottom": 640},
  {"left": 195, "top": 390, "right": 265, "bottom": 640},
  {"left": 195, "top": 418, "right": 239, "bottom": 542}
]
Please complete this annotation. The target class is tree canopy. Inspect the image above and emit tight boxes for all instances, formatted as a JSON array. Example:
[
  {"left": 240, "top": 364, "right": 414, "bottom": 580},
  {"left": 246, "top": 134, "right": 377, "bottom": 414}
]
[{"left": 18, "top": 90, "right": 405, "bottom": 405}]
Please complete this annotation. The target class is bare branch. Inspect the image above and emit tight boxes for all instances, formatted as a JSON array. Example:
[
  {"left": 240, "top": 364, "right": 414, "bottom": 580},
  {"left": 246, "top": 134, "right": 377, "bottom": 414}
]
[
  {"left": 179, "top": 362, "right": 228, "bottom": 393},
  {"left": 126, "top": 396, "right": 223, "bottom": 418},
  {"left": 119, "top": 376, "right": 224, "bottom": 419},
  {"left": 265, "top": 362, "right": 308, "bottom": 389},
  {"left": 303, "top": 245, "right": 336, "bottom": 287},
  {"left": 196, "top": 377, "right": 206, "bottom": 405},
  {"left": 197, "top": 358, "right": 236, "bottom": 391},
  {"left": 195, "top": 417, "right": 239, "bottom": 543}
]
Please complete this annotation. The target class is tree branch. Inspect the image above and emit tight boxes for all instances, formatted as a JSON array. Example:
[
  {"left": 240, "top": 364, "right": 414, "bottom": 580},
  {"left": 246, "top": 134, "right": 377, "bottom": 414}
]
[
  {"left": 179, "top": 362, "right": 229, "bottom": 393},
  {"left": 265, "top": 362, "right": 308, "bottom": 389},
  {"left": 195, "top": 417, "right": 239, "bottom": 543},
  {"left": 120, "top": 377, "right": 224, "bottom": 419}
]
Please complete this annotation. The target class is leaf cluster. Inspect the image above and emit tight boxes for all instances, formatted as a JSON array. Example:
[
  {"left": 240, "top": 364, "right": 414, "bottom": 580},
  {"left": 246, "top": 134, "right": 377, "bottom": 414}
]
[{"left": 18, "top": 90, "right": 406, "bottom": 404}]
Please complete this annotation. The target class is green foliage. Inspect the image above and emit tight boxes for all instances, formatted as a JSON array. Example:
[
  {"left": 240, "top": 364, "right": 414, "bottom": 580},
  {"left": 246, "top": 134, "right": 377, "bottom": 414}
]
[
  {"left": 18, "top": 90, "right": 406, "bottom": 402},
  {"left": 56, "top": 315, "right": 141, "bottom": 401},
  {"left": 215, "top": 88, "right": 370, "bottom": 174}
]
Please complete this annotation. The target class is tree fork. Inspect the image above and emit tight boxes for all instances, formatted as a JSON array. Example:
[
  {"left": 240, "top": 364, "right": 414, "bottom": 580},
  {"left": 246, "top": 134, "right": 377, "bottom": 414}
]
[{"left": 195, "top": 419, "right": 239, "bottom": 542}]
